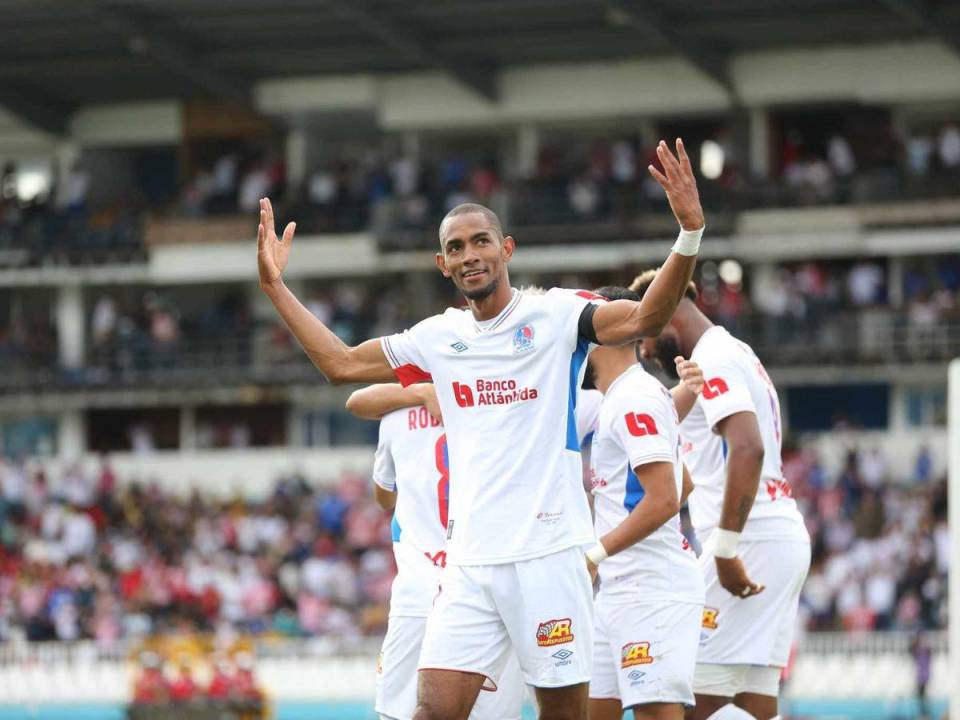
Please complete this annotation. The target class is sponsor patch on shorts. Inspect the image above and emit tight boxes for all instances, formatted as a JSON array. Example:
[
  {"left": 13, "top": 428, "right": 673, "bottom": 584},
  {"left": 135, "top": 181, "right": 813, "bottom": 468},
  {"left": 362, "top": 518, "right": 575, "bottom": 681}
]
[
  {"left": 536, "top": 618, "right": 574, "bottom": 647},
  {"left": 621, "top": 641, "right": 653, "bottom": 668},
  {"left": 702, "top": 607, "right": 719, "bottom": 629}
]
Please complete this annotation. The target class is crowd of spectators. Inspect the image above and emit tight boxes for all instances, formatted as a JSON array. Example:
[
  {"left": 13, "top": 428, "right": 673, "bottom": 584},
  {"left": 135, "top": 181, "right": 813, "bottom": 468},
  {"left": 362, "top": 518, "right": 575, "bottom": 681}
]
[
  {"left": 788, "top": 444, "right": 948, "bottom": 632},
  {"left": 0, "top": 437, "right": 947, "bottom": 647},
  {"left": 2, "top": 115, "right": 960, "bottom": 265}
]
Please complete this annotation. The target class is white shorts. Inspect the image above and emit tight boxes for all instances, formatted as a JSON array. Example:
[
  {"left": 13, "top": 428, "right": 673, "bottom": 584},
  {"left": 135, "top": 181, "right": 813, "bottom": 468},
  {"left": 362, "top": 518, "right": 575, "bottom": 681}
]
[
  {"left": 696, "top": 539, "right": 811, "bottom": 672},
  {"left": 418, "top": 546, "right": 594, "bottom": 689},
  {"left": 376, "top": 615, "right": 524, "bottom": 720},
  {"left": 589, "top": 594, "right": 702, "bottom": 709}
]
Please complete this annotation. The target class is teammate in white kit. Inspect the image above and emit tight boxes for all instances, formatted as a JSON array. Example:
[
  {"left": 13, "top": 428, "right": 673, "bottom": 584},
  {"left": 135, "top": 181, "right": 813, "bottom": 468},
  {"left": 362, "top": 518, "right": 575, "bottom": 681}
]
[
  {"left": 346, "top": 380, "right": 603, "bottom": 720},
  {"left": 580, "top": 286, "right": 705, "bottom": 720},
  {"left": 256, "top": 138, "right": 705, "bottom": 720},
  {"left": 629, "top": 274, "right": 811, "bottom": 720},
  {"left": 345, "top": 383, "right": 523, "bottom": 720}
]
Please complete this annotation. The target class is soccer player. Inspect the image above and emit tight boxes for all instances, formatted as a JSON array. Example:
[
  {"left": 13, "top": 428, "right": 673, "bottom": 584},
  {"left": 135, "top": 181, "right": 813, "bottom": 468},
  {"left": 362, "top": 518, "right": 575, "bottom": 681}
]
[
  {"left": 345, "top": 382, "right": 524, "bottom": 720},
  {"left": 581, "top": 286, "right": 704, "bottom": 720},
  {"left": 256, "top": 137, "right": 704, "bottom": 720},
  {"left": 628, "top": 274, "right": 811, "bottom": 720}
]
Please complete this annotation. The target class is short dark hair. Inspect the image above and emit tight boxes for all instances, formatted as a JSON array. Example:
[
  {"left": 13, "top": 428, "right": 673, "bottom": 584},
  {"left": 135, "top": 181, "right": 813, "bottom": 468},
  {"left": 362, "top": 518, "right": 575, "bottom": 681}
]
[
  {"left": 439, "top": 203, "right": 503, "bottom": 244},
  {"left": 592, "top": 285, "right": 641, "bottom": 303},
  {"left": 629, "top": 269, "right": 698, "bottom": 302}
]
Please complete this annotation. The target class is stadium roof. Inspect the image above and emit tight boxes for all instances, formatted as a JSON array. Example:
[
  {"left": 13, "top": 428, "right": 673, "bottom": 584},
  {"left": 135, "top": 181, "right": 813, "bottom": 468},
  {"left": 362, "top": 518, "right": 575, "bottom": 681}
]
[{"left": 3, "top": 0, "right": 960, "bottom": 134}]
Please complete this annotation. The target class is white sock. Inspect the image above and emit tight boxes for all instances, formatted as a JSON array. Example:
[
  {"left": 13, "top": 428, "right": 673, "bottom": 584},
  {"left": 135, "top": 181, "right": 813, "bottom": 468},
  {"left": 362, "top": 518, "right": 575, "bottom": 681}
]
[{"left": 705, "top": 705, "right": 758, "bottom": 720}]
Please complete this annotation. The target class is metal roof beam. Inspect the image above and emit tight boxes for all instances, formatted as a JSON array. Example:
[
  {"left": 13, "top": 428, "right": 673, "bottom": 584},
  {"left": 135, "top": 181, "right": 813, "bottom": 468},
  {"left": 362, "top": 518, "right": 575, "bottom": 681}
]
[
  {"left": 0, "top": 83, "right": 69, "bottom": 136},
  {"left": 96, "top": 6, "right": 272, "bottom": 120},
  {"left": 328, "top": 0, "right": 498, "bottom": 101},
  {"left": 600, "top": 0, "right": 738, "bottom": 101},
  {"left": 878, "top": 0, "right": 960, "bottom": 58}
]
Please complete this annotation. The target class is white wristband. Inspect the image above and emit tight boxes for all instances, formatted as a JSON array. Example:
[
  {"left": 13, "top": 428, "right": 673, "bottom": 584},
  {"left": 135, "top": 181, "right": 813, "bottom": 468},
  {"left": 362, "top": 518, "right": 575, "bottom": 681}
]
[
  {"left": 672, "top": 226, "right": 703, "bottom": 256},
  {"left": 585, "top": 541, "right": 609, "bottom": 565},
  {"left": 711, "top": 529, "right": 740, "bottom": 559}
]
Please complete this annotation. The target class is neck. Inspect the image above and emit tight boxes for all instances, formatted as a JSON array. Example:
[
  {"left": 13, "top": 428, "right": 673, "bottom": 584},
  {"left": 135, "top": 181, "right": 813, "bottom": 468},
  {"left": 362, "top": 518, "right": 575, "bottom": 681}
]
[
  {"left": 467, "top": 275, "right": 515, "bottom": 321},
  {"left": 676, "top": 304, "right": 715, "bottom": 357},
  {"left": 595, "top": 349, "right": 638, "bottom": 395}
]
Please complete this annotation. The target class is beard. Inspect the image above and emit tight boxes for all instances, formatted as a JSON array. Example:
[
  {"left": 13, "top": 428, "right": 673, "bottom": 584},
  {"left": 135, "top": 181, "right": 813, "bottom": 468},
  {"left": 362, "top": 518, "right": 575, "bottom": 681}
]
[
  {"left": 654, "top": 335, "right": 683, "bottom": 380},
  {"left": 461, "top": 275, "right": 500, "bottom": 301}
]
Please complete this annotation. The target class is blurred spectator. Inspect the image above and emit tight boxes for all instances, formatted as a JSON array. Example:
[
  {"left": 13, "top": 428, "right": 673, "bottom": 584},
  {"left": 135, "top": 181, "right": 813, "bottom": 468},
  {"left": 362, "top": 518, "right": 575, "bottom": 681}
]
[{"left": 937, "top": 122, "right": 960, "bottom": 172}]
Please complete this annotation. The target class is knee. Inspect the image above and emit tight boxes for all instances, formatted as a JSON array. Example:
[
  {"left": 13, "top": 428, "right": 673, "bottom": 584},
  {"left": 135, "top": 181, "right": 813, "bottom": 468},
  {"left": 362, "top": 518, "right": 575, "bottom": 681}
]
[{"left": 413, "top": 700, "right": 469, "bottom": 720}]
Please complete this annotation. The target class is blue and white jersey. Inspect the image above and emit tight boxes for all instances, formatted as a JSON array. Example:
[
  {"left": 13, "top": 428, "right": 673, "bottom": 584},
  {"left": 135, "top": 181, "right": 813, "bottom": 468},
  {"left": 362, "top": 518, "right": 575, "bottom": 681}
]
[{"left": 590, "top": 364, "right": 703, "bottom": 602}]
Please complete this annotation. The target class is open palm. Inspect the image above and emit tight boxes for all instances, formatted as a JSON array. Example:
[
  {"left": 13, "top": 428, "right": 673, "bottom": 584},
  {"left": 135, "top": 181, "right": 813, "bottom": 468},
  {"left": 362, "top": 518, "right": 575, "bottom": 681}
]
[{"left": 257, "top": 197, "right": 296, "bottom": 287}]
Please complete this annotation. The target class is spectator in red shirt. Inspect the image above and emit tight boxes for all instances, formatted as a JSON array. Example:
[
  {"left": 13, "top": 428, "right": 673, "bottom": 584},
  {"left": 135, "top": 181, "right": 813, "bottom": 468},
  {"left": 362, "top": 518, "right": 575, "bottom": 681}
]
[
  {"left": 168, "top": 657, "right": 198, "bottom": 703},
  {"left": 132, "top": 653, "right": 168, "bottom": 705}
]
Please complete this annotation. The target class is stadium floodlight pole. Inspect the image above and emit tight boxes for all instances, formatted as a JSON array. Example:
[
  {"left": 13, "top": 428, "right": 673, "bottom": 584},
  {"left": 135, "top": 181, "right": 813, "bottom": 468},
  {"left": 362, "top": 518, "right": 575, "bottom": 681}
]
[{"left": 950, "top": 358, "right": 960, "bottom": 720}]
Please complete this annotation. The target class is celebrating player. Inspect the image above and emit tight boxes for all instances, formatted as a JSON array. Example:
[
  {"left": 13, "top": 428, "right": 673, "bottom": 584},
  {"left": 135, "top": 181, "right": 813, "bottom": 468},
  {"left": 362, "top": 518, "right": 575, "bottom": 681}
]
[
  {"left": 346, "top": 379, "right": 603, "bottom": 720},
  {"left": 349, "top": 383, "right": 524, "bottom": 720},
  {"left": 629, "top": 274, "right": 811, "bottom": 720},
  {"left": 580, "top": 286, "right": 705, "bottom": 720},
  {"left": 256, "top": 138, "right": 704, "bottom": 720}
]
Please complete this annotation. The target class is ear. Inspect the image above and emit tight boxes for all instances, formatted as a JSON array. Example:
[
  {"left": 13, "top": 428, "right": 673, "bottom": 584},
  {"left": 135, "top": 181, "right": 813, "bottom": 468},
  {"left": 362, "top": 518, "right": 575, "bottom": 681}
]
[
  {"left": 435, "top": 252, "right": 451, "bottom": 277},
  {"left": 501, "top": 235, "right": 516, "bottom": 263}
]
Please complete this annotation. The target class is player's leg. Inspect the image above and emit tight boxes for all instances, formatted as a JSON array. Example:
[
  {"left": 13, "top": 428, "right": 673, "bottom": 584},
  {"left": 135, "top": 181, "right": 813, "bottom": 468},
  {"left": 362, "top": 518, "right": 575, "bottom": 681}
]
[
  {"left": 414, "top": 563, "right": 512, "bottom": 720},
  {"left": 631, "top": 702, "right": 684, "bottom": 720},
  {"left": 471, "top": 651, "right": 524, "bottom": 720},
  {"left": 414, "top": 669, "right": 486, "bottom": 720},
  {"left": 587, "top": 602, "right": 621, "bottom": 720},
  {"left": 535, "top": 683, "right": 590, "bottom": 720},
  {"left": 497, "top": 547, "right": 595, "bottom": 720},
  {"left": 376, "top": 614, "right": 426, "bottom": 720}
]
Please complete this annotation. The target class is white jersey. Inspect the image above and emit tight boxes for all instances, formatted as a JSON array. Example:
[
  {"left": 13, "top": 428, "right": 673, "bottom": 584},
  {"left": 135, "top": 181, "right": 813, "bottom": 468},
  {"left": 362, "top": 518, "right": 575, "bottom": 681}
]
[
  {"left": 682, "top": 326, "right": 807, "bottom": 543},
  {"left": 576, "top": 389, "right": 602, "bottom": 447},
  {"left": 590, "top": 364, "right": 703, "bottom": 602},
  {"left": 381, "top": 288, "right": 602, "bottom": 565},
  {"left": 373, "top": 407, "right": 449, "bottom": 616}
]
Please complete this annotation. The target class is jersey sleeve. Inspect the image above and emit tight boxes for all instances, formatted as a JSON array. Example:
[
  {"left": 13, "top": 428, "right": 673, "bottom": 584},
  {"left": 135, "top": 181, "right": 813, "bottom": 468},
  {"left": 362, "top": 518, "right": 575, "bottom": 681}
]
[
  {"left": 694, "top": 351, "right": 757, "bottom": 433},
  {"left": 576, "top": 389, "right": 602, "bottom": 446},
  {"left": 546, "top": 287, "right": 606, "bottom": 347},
  {"left": 380, "top": 317, "right": 434, "bottom": 387},
  {"left": 372, "top": 419, "right": 397, "bottom": 492},
  {"left": 611, "top": 381, "right": 676, "bottom": 469}
]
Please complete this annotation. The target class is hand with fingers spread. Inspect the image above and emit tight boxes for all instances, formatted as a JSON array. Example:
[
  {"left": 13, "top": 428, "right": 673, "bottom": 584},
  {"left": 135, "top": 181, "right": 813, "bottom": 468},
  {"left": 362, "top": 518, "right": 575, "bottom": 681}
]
[
  {"left": 257, "top": 197, "right": 297, "bottom": 289},
  {"left": 648, "top": 138, "right": 705, "bottom": 232},
  {"left": 675, "top": 356, "right": 704, "bottom": 397}
]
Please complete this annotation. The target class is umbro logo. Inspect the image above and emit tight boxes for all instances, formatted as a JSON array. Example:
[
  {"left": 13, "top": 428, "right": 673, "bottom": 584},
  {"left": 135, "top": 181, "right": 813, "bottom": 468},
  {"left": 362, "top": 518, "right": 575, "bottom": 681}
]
[
  {"left": 552, "top": 649, "right": 573, "bottom": 661},
  {"left": 450, "top": 341, "right": 468, "bottom": 353}
]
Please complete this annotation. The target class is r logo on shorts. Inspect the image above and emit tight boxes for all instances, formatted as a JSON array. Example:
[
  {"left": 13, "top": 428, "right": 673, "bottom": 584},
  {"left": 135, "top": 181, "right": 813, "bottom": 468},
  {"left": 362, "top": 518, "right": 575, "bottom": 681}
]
[{"left": 536, "top": 618, "right": 574, "bottom": 647}]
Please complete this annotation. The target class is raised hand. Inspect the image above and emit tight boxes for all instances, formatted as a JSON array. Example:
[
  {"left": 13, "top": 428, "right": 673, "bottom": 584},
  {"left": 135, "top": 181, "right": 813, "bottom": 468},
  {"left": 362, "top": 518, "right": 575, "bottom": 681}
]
[
  {"left": 675, "top": 356, "right": 704, "bottom": 396},
  {"left": 648, "top": 138, "right": 705, "bottom": 232},
  {"left": 257, "top": 197, "right": 296, "bottom": 288}
]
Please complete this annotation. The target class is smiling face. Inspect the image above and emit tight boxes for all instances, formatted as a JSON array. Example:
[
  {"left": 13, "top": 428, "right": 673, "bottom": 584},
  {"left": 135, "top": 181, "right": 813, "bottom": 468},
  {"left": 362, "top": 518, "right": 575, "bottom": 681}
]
[{"left": 436, "top": 211, "right": 515, "bottom": 301}]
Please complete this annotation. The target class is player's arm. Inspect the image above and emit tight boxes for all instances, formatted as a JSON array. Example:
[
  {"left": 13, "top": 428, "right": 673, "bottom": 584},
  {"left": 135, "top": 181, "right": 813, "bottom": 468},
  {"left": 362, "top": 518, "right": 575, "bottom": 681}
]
[
  {"left": 374, "top": 485, "right": 397, "bottom": 511},
  {"left": 257, "top": 198, "right": 395, "bottom": 385},
  {"left": 590, "top": 139, "right": 703, "bottom": 345},
  {"left": 670, "top": 356, "right": 703, "bottom": 421},
  {"left": 680, "top": 464, "right": 694, "bottom": 505},
  {"left": 345, "top": 383, "right": 441, "bottom": 422},
  {"left": 713, "top": 411, "right": 766, "bottom": 598}
]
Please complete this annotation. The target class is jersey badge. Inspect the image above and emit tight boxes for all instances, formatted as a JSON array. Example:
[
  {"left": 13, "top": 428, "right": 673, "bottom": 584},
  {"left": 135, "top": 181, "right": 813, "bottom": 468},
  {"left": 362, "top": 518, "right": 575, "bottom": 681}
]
[
  {"left": 450, "top": 341, "right": 468, "bottom": 353},
  {"left": 513, "top": 324, "right": 536, "bottom": 354}
]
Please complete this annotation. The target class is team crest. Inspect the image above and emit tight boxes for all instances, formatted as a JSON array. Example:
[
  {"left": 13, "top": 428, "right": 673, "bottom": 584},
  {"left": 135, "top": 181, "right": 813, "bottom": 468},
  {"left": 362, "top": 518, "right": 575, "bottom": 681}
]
[
  {"left": 536, "top": 618, "right": 574, "bottom": 647},
  {"left": 702, "top": 607, "right": 719, "bottom": 630},
  {"left": 513, "top": 324, "right": 536, "bottom": 354},
  {"left": 621, "top": 642, "right": 653, "bottom": 668}
]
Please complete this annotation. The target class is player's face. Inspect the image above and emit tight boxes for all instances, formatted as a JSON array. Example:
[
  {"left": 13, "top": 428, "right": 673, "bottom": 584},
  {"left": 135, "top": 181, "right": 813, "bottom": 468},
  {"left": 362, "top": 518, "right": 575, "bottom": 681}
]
[
  {"left": 640, "top": 328, "right": 682, "bottom": 380},
  {"left": 436, "top": 213, "right": 515, "bottom": 300}
]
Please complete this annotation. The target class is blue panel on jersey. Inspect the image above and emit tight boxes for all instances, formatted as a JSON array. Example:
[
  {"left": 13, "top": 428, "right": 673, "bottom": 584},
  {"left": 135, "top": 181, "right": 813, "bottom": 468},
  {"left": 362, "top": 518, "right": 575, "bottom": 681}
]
[
  {"left": 391, "top": 515, "right": 402, "bottom": 542},
  {"left": 624, "top": 465, "right": 646, "bottom": 512},
  {"left": 566, "top": 338, "right": 590, "bottom": 451},
  {"left": 721, "top": 437, "right": 728, "bottom": 461}
]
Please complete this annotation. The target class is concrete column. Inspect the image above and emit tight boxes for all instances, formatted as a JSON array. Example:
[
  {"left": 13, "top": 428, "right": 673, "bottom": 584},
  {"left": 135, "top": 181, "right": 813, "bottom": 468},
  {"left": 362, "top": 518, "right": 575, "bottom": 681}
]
[
  {"left": 57, "top": 410, "right": 86, "bottom": 461},
  {"left": 888, "top": 256, "right": 904, "bottom": 309},
  {"left": 748, "top": 107, "right": 771, "bottom": 179},
  {"left": 514, "top": 125, "right": 540, "bottom": 180},
  {"left": 56, "top": 284, "right": 85, "bottom": 370},
  {"left": 179, "top": 405, "right": 196, "bottom": 451},
  {"left": 285, "top": 127, "right": 308, "bottom": 192}
]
